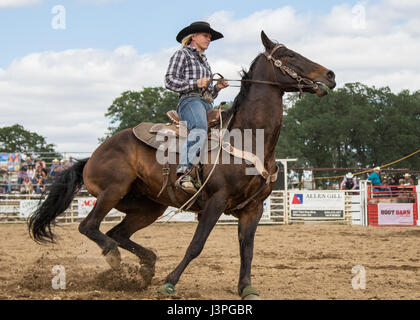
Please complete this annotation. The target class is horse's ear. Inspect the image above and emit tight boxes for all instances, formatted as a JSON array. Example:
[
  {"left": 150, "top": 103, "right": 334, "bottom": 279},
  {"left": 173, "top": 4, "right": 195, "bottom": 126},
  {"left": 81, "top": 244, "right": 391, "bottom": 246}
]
[{"left": 261, "top": 31, "right": 275, "bottom": 51}]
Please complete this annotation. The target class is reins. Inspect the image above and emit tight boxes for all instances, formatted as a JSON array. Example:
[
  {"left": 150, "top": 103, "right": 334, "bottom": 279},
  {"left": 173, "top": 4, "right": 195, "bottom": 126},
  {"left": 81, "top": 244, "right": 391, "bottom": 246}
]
[{"left": 211, "top": 45, "right": 320, "bottom": 96}]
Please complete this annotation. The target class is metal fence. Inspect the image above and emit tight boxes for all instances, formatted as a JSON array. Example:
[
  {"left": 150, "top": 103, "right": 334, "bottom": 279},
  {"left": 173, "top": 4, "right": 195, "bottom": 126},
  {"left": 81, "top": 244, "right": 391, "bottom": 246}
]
[{"left": 0, "top": 190, "right": 357, "bottom": 225}]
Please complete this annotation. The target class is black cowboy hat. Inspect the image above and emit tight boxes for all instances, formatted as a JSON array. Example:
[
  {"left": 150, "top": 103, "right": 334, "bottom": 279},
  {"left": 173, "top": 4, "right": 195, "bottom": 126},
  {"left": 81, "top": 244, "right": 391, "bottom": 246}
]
[{"left": 176, "top": 21, "right": 223, "bottom": 43}]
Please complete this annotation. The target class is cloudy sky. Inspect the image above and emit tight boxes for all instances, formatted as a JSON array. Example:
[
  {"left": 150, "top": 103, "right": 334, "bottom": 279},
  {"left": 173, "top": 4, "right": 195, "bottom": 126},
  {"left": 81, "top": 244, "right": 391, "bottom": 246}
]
[{"left": 0, "top": 0, "right": 419, "bottom": 152}]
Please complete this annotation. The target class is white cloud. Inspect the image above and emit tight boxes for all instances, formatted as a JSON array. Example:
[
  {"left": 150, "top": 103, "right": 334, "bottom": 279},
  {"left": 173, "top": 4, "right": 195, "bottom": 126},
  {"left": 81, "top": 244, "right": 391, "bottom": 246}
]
[
  {"left": 1, "top": 0, "right": 419, "bottom": 152},
  {"left": 0, "top": 46, "right": 172, "bottom": 151},
  {"left": 0, "top": 0, "right": 42, "bottom": 8}
]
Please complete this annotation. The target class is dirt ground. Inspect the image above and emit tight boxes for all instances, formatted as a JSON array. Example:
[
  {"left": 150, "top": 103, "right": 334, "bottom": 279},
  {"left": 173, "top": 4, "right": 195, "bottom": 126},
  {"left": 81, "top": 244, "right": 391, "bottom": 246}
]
[{"left": 0, "top": 222, "right": 419, "bottom": 300}]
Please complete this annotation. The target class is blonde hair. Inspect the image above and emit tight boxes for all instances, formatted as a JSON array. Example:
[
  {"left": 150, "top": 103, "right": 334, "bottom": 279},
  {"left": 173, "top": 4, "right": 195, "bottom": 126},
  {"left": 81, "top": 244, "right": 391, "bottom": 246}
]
[{"left": 181, "top": 34, "right": 195, "bottom": 48}]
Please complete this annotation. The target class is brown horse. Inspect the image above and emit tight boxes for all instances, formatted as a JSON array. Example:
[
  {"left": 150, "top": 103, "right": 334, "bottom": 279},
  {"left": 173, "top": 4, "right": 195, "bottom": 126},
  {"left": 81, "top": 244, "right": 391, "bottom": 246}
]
[{"left": 28, "top": 31, "right": 335, "bottom": 299}]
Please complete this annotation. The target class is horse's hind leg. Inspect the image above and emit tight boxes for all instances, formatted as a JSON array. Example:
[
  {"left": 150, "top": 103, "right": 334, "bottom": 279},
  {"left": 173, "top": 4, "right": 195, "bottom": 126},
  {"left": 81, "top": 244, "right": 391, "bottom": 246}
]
[
  {"left": 78, "top": 189, "right": 128, "bottom": 269},
  {"left": 106, "top": 198, "right": 167, "bottom": 285}
]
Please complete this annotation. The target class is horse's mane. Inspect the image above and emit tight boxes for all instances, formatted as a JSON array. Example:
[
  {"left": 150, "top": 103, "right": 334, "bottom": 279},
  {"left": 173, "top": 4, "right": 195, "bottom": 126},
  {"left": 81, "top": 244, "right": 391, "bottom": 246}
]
[{"left": 223, "top": 54, "right": 262, "bottom": 129}]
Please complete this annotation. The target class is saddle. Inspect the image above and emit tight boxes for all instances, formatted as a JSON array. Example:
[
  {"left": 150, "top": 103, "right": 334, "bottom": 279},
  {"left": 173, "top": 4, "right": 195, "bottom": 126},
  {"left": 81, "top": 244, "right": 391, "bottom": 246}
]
[
  {"left": 132, "top": 109, "right": 225, "bottom": 154},
  {"left": 166, "top": 109, "right": 223, "bottom": 128}
]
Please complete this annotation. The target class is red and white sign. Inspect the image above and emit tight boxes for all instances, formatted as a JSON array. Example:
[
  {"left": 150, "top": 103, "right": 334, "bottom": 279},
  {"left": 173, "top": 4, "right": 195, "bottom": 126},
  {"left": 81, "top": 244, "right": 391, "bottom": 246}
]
[
  {"left": 77, "top": 198, "right": 124, "bottom": 217},
  {"left": 377, "top": 203, "right": 414, "bottom": 226}
]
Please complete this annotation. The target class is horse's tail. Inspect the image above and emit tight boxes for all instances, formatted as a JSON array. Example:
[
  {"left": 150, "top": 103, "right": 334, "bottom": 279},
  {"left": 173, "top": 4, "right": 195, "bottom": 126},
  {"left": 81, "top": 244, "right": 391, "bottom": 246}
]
[{"left": 28, "top": 158, "right": 89, "bottom": 243}]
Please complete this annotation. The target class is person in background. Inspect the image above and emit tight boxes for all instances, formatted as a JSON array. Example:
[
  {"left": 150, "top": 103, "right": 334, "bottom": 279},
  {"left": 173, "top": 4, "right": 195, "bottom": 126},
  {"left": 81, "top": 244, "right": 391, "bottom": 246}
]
[
  {"left": 368, "top": 167, "right": 382, "bottom": 186},
  {"left": 27, "top": 164, "right": 36, "bottom": 184},
  {"left": 403, "top": 173, "right": 414, "bottom": 186},
  {"left": 35, "top": 176, "right": 46, "bottom": 194},
  {"left": 17, "top": 167, "right": 28, "bottom": 186},
  {"left": 26, "top": 155, "right": 34, "bottom": 167},
  {"left": 20, "top": 177, "right": 33, "bottom": 194},
  {"left": 60, "top": 159, "right": 67, "bottom": 169},
  {"left": 35, "top": 157, "right": 46, "bottom": 170},
  {"left": 50, "top": 166, "right": 62, "bottom": 184},
  {"left": 0, "top": 170, "right": 12, "bottom": 193},
  {"left": 49, "top": 159, "right": 60, "bottom": 175},
  {"left": 65, "top": 156, "right": 75, "bottom": 169},
  {"left": 368, "top": 166, "right": 387, "bottom": 196},
  {"left": 340, "top": 172, "right": 358, "bottom": 190}
]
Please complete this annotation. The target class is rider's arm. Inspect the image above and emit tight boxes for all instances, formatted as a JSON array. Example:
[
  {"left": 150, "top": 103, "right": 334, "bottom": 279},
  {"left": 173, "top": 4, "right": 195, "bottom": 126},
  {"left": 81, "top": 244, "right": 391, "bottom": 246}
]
[{"left": 165, "top": 50, "right": 198, "bottom": 93}]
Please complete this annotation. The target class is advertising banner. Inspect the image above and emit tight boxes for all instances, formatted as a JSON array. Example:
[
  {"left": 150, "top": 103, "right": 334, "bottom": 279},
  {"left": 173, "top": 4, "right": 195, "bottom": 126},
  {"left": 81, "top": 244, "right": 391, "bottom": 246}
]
[
  {"left": 290, "top": 191, "right": 345, "bottom": 218},
  {"left": 19, "top": 200, "right": 40, "bottom": 218},
  {"left": 77, "top": 198, "right": 124, "bottom": 217},
  {"left": 0, "top": 153, "right": 21, "bottom": 172},
  {"left": 377, "top": 203, "right": 414, "bottom": 226}
]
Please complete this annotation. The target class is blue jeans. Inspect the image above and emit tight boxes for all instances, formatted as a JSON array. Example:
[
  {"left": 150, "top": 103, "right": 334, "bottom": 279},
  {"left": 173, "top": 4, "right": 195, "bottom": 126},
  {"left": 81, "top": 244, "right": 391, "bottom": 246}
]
[{"left": 177, "top": 95, "right": 212, "bottom": 174}]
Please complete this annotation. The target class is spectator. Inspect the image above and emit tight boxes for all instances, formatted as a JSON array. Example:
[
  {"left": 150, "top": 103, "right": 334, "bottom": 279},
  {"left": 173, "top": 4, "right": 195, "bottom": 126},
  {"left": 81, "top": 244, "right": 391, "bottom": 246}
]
[
  {"left": 403, "top": 173, "right": 414, "bottom": 186},
  {"left": 67, "top": 156, "right": 76, "bottom": 167},
  {"left": 50, "top": 166, "right": 62, "bottom": 184},
  {"left": 50, "top": 159, "right": 60, "bottom": 175},
  {"left": 27, "top": 164, "right": 36, "bottom": 184},
  {"left": 388, "top": 176, "right": 399, "bottom": 196},
  {"left": 368, "top": 166, "right": 388, "bottom": 196},
  {"left": 35, "top": 166, "right": 47, "bottom": 183},
  {"left": 35, "top": 176, "right": 46, "bottom": 194},
  {"left": 60, "top": 159, "right": 66, "bottom": 170},
  {"left": 368, "top": 167, "right": 383, "bottom": 186},
  {"left": 35, "top": 157, "right": 46, "bottom": 170},
  {"left": 26, "top": 155, "right": 34, "bottom": 167},
  {"left": 0, "top": 170, "right": 12, "bottom": 193},
  {"left": 17, "top": 167, "right": 28, "bottom": 185},
  {"left": 20, "top": 177, "right": 33, "bottom": 194},
  {"left": 340, "top": 172, "right": 358, "bottom": 190}
]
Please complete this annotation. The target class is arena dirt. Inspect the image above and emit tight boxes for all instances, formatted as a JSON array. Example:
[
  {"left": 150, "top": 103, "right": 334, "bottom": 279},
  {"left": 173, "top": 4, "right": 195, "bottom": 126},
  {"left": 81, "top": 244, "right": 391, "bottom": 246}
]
[{"left": 0, "top": 223, "right": 419, "bottom": 300}]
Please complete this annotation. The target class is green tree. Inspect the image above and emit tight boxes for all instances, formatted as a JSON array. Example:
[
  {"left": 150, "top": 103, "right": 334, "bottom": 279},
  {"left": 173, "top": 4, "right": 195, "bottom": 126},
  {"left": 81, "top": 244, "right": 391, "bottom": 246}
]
[
  {"left": 103, "top": 87, "right": 179, "bottom": 140},
  {"left": 0, "top": 124, "right": 57, "bottom": 155}
]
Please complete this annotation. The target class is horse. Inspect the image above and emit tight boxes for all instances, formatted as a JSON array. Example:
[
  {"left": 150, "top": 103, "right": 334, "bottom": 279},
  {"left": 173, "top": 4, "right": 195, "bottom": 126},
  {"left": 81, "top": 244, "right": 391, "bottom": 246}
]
[{"left": 28, "top": 31, "right": 336, "bottom": 299}]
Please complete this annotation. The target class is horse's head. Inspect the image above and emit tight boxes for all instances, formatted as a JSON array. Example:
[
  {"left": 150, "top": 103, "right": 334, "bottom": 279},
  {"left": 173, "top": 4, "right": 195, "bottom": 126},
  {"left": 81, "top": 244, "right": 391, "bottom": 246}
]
[{"left": 260, "top": 31, "right": 336, "bottom": 96}]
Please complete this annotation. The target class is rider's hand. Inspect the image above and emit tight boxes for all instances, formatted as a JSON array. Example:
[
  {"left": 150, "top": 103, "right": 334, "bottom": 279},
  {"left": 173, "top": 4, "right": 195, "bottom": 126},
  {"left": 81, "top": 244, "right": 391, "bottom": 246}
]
[
  {"left": 197, "top": 78, "right": 211, "bottom": 88},
  {"left": 216, "top": 78, "right": 229, "bottom": 91}
]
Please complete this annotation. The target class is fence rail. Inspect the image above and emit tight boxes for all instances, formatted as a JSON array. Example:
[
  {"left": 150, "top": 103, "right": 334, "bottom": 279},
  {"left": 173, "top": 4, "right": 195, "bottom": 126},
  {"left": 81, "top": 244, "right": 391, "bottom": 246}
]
[{"left": 0, "top": 190, "right": 358, "bottom": 226}]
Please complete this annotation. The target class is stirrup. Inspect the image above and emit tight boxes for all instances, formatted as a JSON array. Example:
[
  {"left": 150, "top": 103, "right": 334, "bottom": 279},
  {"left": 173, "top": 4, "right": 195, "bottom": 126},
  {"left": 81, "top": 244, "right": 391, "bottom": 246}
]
[{"left": 175, "top": 174, "right": 198, "bottom": 194}]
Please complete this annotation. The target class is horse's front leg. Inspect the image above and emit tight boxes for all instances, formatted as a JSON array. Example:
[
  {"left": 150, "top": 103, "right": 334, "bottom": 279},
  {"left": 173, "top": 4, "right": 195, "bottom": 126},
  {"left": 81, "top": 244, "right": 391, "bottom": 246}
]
[
  {"left": 237, "top": 201, "right": 264, "bottom": 300},
  {"left": 157, "top": 191, "right": 226, "bottom": 294}
]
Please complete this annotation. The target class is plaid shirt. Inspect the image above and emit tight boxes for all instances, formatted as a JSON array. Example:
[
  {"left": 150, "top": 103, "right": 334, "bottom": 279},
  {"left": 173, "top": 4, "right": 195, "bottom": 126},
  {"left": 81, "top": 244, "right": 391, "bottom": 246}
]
[{"left": 165, "top": 45, "right": 218, "bottom": 99}]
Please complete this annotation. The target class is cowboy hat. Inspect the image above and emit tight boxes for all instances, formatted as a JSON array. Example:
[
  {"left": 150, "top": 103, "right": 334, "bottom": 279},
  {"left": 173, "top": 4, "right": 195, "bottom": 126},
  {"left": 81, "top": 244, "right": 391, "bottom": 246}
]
[
  {"left": 404, "top": 173, "right": 411, "bottom": 178},
  {"left": 176, "top": 21, "right": 223, "bottom": 43},
  {"left": 345, "top": 172, "right": 354, "bottom": 179},
  {"left": 374, "top": 166, "right": 381, "bottom": 171}
]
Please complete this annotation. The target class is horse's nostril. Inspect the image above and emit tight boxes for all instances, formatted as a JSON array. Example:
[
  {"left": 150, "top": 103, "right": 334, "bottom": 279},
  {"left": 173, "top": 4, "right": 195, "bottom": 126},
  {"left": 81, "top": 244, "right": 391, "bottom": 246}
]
[{"left": 327, "top": 70, "right": 335, "bottom": 81}]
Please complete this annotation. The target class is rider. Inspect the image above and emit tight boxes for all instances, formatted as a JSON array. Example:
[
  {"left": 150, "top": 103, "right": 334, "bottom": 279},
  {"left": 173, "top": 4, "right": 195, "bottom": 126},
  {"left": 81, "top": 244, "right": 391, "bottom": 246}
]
[{"left": 165, "top": 21, "right": 229, "bottom": 193}]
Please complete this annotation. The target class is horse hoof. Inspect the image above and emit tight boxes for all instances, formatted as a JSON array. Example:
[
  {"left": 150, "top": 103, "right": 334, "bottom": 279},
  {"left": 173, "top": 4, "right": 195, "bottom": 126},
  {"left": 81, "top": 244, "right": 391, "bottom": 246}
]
[
  {"left": 241, "top": 285, "right": 260, "bottom": 300},
  {"left": 157, "top": 283, "right": 175, "bottom": 295},
  {"left": 140, "top": 265, "right": 155, "bottom": 286},
  {"left": 105, "top": 248, "right": 121, "bottom": 270}
]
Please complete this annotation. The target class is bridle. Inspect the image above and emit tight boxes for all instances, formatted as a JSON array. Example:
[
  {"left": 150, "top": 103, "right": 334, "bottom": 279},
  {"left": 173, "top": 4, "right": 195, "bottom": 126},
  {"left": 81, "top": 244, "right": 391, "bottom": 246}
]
[
  {"left": 262, "top": 44, "right": 319, "bottom": 95},
  {"left": 210, "top": 44, "right": 320, "bottom": 96}
]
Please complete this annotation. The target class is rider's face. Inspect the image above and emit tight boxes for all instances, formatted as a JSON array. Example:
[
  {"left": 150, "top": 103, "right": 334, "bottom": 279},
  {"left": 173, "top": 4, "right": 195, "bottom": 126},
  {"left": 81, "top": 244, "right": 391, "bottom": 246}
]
[{"left": 191, "top": 33, "right": 212, "bottom": 52}]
